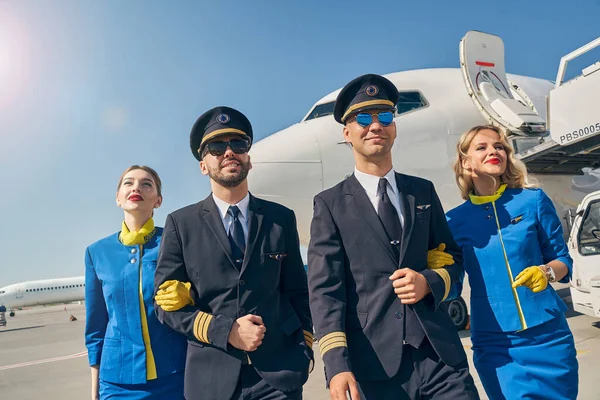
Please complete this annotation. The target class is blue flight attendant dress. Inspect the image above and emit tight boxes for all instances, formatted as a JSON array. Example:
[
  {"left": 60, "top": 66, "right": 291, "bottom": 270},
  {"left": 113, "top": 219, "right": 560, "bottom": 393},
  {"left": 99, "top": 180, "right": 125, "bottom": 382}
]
[
  {"left": 85, "top": 219, "right": 187, "bottom": 399},
  {"left": 446, "top": 184, "right": 578, "bottom": 400}
]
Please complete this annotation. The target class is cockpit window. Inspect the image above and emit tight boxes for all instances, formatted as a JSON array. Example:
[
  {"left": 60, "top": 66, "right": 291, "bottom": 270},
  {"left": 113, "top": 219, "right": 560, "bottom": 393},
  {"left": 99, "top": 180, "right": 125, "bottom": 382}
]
[
  {"left": 579, "top": 200, "right": 600, "bottom": 256},
  {"left": 305, "top": 101, "right": 335, "bottom": 121},
  {"left": 396, "top": 91, "right": 428, "bottom": 115}
]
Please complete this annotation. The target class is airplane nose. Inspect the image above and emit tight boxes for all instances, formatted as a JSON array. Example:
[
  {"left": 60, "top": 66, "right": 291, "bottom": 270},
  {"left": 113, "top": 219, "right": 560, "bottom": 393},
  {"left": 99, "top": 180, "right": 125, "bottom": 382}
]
[{"left": 248, "top": 124, "right": 322, "bottom": 244}]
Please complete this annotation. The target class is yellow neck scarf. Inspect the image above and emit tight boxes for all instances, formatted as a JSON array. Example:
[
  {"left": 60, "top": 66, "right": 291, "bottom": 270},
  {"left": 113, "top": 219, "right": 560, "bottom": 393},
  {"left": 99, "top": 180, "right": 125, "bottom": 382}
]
[
  {"left": 469, "top": 183, "right": 507, "bottom": 205},
  {"left": 119, "top": 218, "right": 156, "bottom": 246}
]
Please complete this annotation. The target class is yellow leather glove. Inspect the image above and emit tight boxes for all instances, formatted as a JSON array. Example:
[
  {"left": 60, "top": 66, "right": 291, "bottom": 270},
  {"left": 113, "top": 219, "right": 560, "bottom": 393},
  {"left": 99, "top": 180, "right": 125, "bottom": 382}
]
[
  {"left": 512, "top": 266, "right": 548, "bottom": 293},
  {"left": 155, "top": 280, "right": 195, "bottom": 311},
  {"left": 427, "top": 243, "right": 454, "bottom": 269}
]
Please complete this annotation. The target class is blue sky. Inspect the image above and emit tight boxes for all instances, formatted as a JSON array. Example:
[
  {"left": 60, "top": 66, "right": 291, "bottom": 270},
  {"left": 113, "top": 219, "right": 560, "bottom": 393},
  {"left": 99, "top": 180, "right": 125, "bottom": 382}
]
[{"left": 0, "top": 0, "right": 598, "bottom": 286}]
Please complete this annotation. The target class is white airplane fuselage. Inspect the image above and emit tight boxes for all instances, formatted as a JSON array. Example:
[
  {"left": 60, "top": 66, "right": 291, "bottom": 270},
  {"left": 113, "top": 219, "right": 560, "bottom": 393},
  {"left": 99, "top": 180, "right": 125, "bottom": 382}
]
[
  {"left": 0, "top": 276, "right": 85, "bottom": 311},
  {"left": 248, "top": 68, "right": 587, "bottom": 245}
]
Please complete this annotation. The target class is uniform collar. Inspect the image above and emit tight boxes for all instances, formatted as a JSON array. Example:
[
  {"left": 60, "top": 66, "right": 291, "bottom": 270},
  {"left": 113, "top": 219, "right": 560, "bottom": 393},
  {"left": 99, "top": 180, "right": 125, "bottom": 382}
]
[
  {"left": 119, "top": 218, "right": 156, "bottom": 246},
  {"left": 469, "top": 183, "right": 507, "bottom": 205},
  {"left": 212, "top": 192, "right": 250, "bottom": 220},
  {"left": 354, "top": 167, "right": 397, "bottom": 198}
]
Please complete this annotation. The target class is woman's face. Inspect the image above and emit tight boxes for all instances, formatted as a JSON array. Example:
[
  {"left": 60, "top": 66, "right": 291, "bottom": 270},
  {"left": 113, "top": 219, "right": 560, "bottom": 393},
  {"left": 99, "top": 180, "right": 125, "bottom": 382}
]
[
  {"left": 463, "top": 129, "right": 507, "bottom": 179},
  {"left": 116, "top": 169, "right": 162, "bottom": 214}
]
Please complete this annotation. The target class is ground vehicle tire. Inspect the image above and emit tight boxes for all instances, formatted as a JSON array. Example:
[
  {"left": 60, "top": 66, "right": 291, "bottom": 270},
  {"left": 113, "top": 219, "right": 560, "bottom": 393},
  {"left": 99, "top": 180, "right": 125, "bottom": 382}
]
[{"left": 441, "top": 296, "right": 469, "bottom": 331}]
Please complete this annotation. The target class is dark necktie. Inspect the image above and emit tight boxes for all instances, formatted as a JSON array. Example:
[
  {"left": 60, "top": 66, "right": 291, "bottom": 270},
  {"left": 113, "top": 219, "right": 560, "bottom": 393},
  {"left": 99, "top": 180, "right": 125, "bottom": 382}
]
[
  {"left": 377, "top": 178, "right": 424, "bottom": 348},
  {"left": 377, "top": 178, "right": 403, "bottom": 247},
  {"left": 227, "top": 205, "right": 245, "bottom": 266}
]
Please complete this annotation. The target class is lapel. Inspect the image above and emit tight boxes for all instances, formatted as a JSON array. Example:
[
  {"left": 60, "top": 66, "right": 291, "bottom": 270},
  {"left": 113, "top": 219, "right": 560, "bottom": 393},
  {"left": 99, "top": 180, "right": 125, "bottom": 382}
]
[
  {"left": 395, "top": 173, "right": 415, "bottom": 265},
  {"left": 347, "top": 174, "right": 398, "bottom": 264},
  {"left": 240, "top": 194, "right": 264, "bottom": 275},
  {"left": 200, "top": 195, "right": 238, "bottom": 271}
]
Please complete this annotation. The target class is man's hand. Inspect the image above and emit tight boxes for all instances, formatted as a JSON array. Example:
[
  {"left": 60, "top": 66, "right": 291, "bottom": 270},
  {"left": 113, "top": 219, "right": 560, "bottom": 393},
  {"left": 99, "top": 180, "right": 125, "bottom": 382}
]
[
  {"left": 389, "top": 268, "right": 431, "bottom": 304},
  {"left": 329, "top": 371, "right": 360, "bottom": 400},
  {"left": 228, "top": 314, "right": 266, "bottom": 352}
]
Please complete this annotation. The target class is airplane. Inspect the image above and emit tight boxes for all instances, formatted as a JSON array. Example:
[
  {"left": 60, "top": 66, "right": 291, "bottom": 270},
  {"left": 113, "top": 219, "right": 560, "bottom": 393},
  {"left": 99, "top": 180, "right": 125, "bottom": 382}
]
[
  {"left": 0, "top": 276, "right": 85, "bottom": 317},
  {"left": 247, "top": 31, "right": 600, "bottom": 328},
  {"left": 248, "top": 30, "right": 600, "bottom": 243}
]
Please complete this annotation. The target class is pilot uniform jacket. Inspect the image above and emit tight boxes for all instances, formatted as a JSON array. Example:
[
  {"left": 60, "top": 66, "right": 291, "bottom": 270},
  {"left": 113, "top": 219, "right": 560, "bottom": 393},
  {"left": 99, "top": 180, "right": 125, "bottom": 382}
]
[
  {"left": 308, "top": 173, "right": 467, "bottom": 384},
  {"left": 85, "top": 228, "right": 187, "bottom": 385},
  {"left": 154, "top": 194, "right": 313, "bottom": 400},
  {"left": 446, "top": 187, "right": 573, "bottom": 333}
]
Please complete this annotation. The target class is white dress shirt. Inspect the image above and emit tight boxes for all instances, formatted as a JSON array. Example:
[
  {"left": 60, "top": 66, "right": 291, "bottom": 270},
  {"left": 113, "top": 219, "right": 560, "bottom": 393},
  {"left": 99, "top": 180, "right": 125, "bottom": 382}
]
[
  {"left": 212, "top": 192, "right": 250, "bottom": 244},
  {"left": 354, "top": 167, "right": 404, "bottom": 228}
]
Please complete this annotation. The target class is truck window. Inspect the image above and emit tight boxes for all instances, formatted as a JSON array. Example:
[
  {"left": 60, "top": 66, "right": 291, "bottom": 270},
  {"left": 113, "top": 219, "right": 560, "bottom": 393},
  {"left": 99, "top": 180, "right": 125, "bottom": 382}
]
[{"left": 578, "top": 200, "right": 600, "bottom": 256}]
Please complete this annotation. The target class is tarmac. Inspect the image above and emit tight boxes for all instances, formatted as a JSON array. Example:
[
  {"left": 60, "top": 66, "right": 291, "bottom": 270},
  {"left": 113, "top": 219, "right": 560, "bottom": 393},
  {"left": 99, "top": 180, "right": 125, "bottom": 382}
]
[{"left": 0, "top": 282, "right": 598, "bottom": 399}]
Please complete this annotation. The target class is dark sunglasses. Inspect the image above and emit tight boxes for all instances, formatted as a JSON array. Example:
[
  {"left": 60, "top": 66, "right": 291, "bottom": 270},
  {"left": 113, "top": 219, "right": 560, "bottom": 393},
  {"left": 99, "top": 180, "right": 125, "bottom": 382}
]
[
  {"left": 350, "top": 111, "right": 395, "bottom": 127},
  {"left": 203, "top": 139, "right": 250, "bottom": 157}
]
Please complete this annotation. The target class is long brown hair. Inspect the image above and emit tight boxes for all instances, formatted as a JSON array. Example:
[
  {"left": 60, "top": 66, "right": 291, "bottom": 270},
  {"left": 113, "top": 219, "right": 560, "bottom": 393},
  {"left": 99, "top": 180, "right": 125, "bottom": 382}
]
[
  {"left": 116, "top": 165, "right": 162, "bottom": 197},
  {"left": 453, "top": 125, "right": 537, "bottom": 200}
]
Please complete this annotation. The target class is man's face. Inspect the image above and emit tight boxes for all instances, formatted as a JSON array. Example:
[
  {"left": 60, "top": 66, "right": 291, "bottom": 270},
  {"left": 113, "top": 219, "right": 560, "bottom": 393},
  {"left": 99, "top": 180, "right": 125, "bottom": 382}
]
[
  {"left": 343, "top": 109, "right": 397, "bottom": 160},
  {"left": 199, "top": 134, "right": 252, "bottom": 188}
]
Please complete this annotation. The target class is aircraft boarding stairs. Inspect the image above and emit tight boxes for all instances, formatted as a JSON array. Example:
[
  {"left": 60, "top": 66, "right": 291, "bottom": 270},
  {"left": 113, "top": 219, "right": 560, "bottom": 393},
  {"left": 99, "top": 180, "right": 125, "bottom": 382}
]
[{"left": 460, "top": 32, "right": 600, "bottom": 175}]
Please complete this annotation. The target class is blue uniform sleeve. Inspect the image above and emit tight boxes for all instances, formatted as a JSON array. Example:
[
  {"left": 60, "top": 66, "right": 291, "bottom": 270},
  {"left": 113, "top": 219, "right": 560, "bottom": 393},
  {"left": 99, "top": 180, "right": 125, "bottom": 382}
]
[
  {"left": 536, "top": 189, "right": 573, "bottom": 283},
  {"left": 84, "top": 247, "right": 108, "bottom": 366}
]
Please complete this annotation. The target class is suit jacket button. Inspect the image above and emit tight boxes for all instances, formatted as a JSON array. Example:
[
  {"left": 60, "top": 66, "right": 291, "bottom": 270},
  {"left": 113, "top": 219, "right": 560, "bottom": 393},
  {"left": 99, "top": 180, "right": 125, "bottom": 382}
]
[
  {"left": 239, "top": 280, "right": 245, "bottom": 286},
  {"left": 395, "top": 311, "right": 403, "bottom": 319},
  {"left": 130, "top": 248, "right": 137, "bottom": 254},
  {"left": 130, "top": 258, "right": 137, "bottom": 264},
  {"left": 238, "top": 308, "right": 246, "bottom": 316},
  {"left": 487, "top": 215, "right": 492, "bottom": 220}
]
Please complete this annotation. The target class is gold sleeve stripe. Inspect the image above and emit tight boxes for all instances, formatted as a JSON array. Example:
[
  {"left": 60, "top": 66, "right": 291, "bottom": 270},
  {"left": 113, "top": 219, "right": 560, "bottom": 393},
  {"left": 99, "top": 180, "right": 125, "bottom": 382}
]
[
  {"left": 320, "top": 339, "right": 347, "bottom": 356},
  {"left": 433, "top": 268, "right": 451, "bottom": 301},
  {"left": 193, "top": 311, "right": 213, "bottom": 344},
  {"left": 318, "top": 332, "right": 347, "bottom": 356},
  {"left": 303, "top": 330, "right": 314, "bottom": 348}
]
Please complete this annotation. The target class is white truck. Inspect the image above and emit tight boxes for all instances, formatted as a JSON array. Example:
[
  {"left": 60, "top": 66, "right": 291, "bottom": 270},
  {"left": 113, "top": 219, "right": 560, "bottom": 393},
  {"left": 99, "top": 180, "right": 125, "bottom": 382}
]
[
  {"left": 544, "top": 37, "right": 600, "bottom": 320},
  {"left": 568, "top": 190, "right": 600, "bottom": 318}
]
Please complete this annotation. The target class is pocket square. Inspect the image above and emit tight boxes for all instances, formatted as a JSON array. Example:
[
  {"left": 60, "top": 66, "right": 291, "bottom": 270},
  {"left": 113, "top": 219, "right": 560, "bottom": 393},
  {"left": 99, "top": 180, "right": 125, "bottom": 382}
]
[{"left": 416, "top": 204, "right": 431, "bottom": 211}]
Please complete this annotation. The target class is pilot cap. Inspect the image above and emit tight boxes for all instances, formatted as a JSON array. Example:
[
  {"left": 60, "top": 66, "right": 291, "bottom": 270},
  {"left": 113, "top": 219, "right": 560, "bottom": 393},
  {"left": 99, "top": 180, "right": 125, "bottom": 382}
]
[
  {"left": 333, "top": 74, "right": 399, "bottom": 124},
  {"left": 190, "top": 106, "right": 253, "bottom": 161}
]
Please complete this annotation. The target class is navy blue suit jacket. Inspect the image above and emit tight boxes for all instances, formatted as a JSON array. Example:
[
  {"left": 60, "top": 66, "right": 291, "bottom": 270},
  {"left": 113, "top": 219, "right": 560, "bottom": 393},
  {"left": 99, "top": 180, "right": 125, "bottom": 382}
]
[
  {"left": 154, "top": 194, "right": 312, "bottom": 400},
  {"left": 308, "top": 173, "right": 467, "bottom": 384}
]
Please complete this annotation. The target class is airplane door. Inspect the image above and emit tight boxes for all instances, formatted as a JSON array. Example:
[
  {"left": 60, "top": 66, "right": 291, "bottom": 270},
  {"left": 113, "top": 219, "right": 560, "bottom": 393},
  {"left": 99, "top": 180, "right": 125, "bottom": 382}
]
[
  {"left": 460, "top": 31, "right": 546, "bottom": 136},
  {"left": 16, "top": 288, "right": 23, "bottom": 299}
]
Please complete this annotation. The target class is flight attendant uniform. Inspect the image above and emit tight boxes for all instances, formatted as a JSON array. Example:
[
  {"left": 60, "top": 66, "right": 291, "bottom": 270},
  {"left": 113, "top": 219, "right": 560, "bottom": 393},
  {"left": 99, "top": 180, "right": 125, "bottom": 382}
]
[
  {"left": 446, "top": 184, "right": 579, "bottom": 400},
  {"left": 85, "top": 219, "right": 187, "bottom": 399}
]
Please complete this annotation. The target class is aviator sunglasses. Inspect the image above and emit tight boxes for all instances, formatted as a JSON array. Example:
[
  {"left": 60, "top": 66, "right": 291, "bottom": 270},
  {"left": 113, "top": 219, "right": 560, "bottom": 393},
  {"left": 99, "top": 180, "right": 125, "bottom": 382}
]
[
  {"left": 350, "top": 111, "right": 395, "bottom": 127},
  {"left": 203, "top": 139, "right": 250, "bottom": 157}
]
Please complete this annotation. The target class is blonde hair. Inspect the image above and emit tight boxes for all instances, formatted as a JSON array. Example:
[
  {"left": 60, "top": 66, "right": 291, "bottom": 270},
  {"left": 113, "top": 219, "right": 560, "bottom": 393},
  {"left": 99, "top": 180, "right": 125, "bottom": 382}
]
[
  {"left": 117, "top": 165, "right": 163, "bottom": 197},
  {"left": 453, "top": 125, "right": 537, "bottom": 200}
]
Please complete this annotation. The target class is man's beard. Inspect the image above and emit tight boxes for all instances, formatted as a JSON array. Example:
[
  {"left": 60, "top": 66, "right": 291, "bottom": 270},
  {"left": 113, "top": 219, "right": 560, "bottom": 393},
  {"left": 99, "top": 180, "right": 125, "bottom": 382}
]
[{"left": 208, "top": 159, "right": 251, "bottom": 188}]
